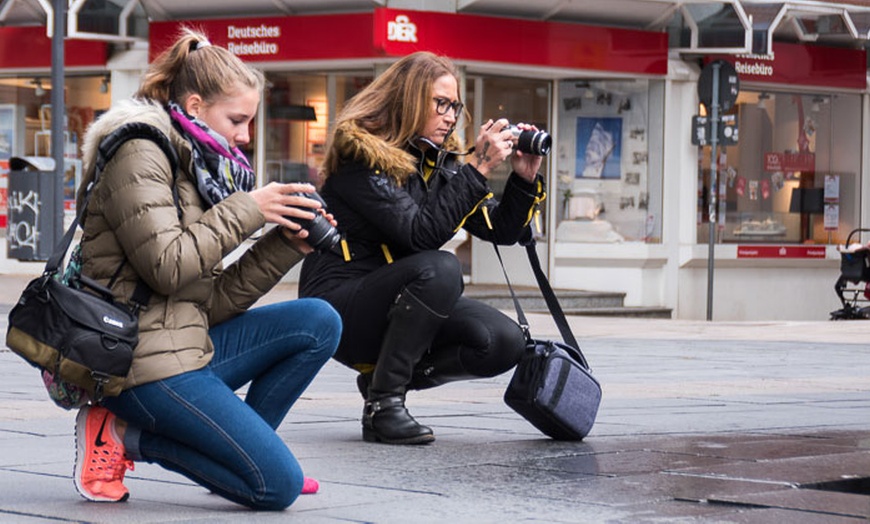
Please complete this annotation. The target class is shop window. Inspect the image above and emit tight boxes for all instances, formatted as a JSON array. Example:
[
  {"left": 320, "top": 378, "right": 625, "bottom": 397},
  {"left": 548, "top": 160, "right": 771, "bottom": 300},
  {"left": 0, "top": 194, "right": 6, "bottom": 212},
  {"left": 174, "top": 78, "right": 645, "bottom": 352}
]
[
  {"left": 696, "top": 90, "right": 861, "bottom": 245},
  {"left": 0, "top": 75, "right": 110, "bottom": 228},
  {"left": 555, "top": 79, "right": 665, "bottom": 244},
  {"left": 263, "top": 73, "right": 371, "bottom": 187}
]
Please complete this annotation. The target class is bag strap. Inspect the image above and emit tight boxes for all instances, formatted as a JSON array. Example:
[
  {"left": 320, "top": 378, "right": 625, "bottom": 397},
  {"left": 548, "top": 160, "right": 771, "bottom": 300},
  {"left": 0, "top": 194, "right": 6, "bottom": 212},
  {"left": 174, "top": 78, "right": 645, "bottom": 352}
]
[
  {"left": 45, "top": 122, "right": 181, "bottom": 312},
  {"left": 491, "top": 240, "right": 589, "bottom": 368}
]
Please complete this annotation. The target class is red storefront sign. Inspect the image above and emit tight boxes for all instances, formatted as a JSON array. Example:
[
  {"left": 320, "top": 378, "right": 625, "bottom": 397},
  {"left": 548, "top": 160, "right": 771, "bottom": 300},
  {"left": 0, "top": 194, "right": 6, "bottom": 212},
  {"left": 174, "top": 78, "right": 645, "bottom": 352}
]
[
  {"left": 763, "top": 151, "right": 815, "bottom": 172},
  {"left": 710, "top": 42, "right": 866, "bottom": 89},
  {"left": 149, "top": 13, "right": 375, "bottom": 63},
  {"left": 737, "top": 245, "right": 826, "bottom": 258},
  {"left": 150, "top": 8, "right": 667, "bottom": 75},
  {"left": 372, "top": 8, "right": 667, "bottom": 74},
  {"left": 0, "top": 26, "right": 108, "bottom": 68}
]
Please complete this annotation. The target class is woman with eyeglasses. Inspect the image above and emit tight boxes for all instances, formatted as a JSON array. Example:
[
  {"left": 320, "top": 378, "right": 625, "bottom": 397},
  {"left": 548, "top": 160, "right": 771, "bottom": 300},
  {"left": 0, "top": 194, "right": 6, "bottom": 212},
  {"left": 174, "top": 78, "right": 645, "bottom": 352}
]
[{"left": 299, "top": 51, "right": 545, "bottom": 445}]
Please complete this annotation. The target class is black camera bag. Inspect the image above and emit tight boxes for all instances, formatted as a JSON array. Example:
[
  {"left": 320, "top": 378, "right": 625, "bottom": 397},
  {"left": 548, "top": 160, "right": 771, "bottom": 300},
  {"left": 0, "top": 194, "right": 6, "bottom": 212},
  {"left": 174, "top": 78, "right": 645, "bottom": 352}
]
[
  {"left": 495, "top": 241, "right": 602, "bottom": 440},
  {"left": 6, "top": 123, "right": 178, "bottom": 402}
]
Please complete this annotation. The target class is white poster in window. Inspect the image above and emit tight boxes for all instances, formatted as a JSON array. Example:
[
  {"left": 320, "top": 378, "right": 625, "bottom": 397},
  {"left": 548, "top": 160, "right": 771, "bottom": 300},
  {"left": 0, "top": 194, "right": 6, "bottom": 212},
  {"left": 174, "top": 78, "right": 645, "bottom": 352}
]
[
  {"left": 823, "top": 174, "right": 839, "bottom": 202},
  {"left": 576, "top": 117, "right": 622, "bottom": 179},
  {"left": 824, "top": 203, "right": 839, "bottom": 230}
]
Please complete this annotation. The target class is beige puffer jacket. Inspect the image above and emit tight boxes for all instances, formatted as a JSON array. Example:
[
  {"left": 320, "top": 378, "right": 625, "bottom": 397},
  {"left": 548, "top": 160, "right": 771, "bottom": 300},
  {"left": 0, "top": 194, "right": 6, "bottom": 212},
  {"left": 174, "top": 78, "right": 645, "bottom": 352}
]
[{"left": 77, "top": 99, "right": 304, "bottom": 389}]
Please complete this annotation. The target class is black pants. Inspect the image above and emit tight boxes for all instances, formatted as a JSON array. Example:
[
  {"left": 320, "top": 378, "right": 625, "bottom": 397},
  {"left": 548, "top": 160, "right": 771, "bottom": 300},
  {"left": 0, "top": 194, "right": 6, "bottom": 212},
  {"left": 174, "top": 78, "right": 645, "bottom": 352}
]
[{"left": 320, "top": 251, "right": 525, "bottom": 384}]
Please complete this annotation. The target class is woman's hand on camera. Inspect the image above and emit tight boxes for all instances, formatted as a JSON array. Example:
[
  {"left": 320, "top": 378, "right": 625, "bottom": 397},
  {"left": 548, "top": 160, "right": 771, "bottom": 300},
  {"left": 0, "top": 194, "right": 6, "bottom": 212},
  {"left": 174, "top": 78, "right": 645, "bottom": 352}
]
[
  {"left": 249, "top": 182, "right": 337, "bottom": 255},
  {"left": 249, "top": 182, "right": 321, "bottom": 231},
  {"left": 509, "top": 122, "right": 543, "bottom": 183},
  {"left": 280, "top": 209, "right": 337, "bottom": 255},
  {"left": 467, "top": 118, "right": 514, "bottom": 178}
]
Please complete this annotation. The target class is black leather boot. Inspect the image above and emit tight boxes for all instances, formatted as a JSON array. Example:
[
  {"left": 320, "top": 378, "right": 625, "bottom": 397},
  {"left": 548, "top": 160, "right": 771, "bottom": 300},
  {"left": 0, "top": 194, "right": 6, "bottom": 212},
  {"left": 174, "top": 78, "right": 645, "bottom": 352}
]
[
  {"left": 408, "top": 348, "right": 477, "bottom": 391},
  {"left": 362, "top": 394, "right": 434, "bottom": 444},
  {"left": 356, "top": 372, "right": 372, "bottom": 399},
  {"left": 363, "top": 288, "right": 446, "bottom": 444}
]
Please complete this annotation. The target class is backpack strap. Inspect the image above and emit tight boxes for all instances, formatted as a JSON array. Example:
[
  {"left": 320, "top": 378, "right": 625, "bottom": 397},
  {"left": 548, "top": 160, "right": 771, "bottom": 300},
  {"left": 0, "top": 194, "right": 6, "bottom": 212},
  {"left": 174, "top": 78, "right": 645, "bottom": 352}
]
[
  {"left": 92, "top": 122, "right": 183, "bottom": 312},
  {"left": 95, "top": 122, "right": 181, "bottom": 219}
]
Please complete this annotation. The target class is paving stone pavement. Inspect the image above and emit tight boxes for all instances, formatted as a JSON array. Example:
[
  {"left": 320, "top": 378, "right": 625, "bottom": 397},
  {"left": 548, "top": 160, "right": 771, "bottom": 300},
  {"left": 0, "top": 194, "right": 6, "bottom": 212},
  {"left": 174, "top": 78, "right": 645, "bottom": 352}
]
[{"left": 0, "top": 274, "right": 868, "bottom": 523}]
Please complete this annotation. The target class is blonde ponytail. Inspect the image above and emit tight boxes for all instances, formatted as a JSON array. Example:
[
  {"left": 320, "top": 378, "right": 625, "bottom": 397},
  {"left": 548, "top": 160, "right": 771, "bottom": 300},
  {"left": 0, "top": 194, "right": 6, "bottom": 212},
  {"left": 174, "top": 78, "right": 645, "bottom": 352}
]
[{"left": 136, "top": 27, "right": 263, "bottom": 105}]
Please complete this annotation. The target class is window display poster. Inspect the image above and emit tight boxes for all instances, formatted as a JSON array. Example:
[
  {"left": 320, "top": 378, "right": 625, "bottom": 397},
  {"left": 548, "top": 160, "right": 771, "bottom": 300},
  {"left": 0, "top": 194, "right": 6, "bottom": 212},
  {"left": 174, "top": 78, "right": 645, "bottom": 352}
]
[
  {"left": 576, "top": 117, "right": 622, "bottom": 179},
  {"left": 824, "top": 203, "right": 838, "bottom": 230},
  {"left": 824, "top": 174, "right": 839, "bottom": 202}
]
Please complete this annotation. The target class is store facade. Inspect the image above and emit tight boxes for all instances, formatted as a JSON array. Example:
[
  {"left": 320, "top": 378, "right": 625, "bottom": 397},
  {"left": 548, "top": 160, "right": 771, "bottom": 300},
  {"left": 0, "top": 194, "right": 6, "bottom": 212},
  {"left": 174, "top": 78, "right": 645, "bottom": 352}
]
[
  {"left": 0, "top": 25, "right": 115, "bottom": 271},
  {"left": 147, "top": 8, "right": 670, "bottom": 290},
  {"left": 673, "top": 43, "right": 869, "bottom": 320},
  {"left": 0, "top": 2, "right": 867, "bottom": 321}
]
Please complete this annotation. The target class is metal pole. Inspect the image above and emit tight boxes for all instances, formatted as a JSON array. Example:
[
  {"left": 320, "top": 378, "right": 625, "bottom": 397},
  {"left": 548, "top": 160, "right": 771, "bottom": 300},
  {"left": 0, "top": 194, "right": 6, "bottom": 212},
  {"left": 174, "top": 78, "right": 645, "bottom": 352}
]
[
  {"left": 50, "top": 0, "right": 66, "bottom": 249},
  {"left": 706, "top": 62, "right": 721, "bottom": 321}
]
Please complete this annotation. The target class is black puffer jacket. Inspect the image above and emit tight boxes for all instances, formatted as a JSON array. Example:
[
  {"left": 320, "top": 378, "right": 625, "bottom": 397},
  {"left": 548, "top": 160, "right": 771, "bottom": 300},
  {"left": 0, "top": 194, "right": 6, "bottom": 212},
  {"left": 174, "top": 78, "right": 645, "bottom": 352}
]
[{"left": 299, "top": 122, "right": 545, "bottom": 298}]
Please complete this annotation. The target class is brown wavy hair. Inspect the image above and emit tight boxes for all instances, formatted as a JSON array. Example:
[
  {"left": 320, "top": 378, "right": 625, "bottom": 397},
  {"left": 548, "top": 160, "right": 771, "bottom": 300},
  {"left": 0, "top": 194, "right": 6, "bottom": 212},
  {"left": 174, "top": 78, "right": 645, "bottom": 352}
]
[{"left": 322, "top": 51, "right": 464, "bottom": 184}]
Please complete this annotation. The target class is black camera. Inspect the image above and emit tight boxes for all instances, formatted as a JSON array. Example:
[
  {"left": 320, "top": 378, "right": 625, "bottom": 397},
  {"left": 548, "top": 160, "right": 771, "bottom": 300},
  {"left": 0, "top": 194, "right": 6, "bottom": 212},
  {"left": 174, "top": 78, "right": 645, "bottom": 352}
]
[
  {"left": 507, "top": 125, "right": 551, "bottom": 156},
  {"left": 286, "top": 191, "right": 340, "bottom": 252}
]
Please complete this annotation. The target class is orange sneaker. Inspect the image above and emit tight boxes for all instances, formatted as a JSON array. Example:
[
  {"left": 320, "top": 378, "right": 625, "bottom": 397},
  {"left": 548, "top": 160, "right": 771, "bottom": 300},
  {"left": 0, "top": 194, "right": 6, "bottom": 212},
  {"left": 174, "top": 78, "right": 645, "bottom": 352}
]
[{"left": 74, "top": 405, "right": 134, "bottom": 502}]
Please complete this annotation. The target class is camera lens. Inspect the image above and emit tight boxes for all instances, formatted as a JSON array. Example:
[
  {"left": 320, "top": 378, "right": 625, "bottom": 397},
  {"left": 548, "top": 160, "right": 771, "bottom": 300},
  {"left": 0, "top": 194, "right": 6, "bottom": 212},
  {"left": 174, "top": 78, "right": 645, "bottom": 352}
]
[
  {"left": 507, "top": 126, "right": 551, "bottom": 156},
  {"left": 285, "top": 192, "right": 341, "bottom": 252},
  {"left": 304, "top": 214, "right": 341, "bottom": 251}
]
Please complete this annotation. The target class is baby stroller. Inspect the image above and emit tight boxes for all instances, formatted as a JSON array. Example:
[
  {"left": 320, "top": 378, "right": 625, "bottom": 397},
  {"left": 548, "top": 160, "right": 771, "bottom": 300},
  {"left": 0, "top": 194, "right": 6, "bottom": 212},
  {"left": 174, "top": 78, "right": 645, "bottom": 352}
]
[{"left": 831, "top": 228, "right": 870, "bottom": 320}]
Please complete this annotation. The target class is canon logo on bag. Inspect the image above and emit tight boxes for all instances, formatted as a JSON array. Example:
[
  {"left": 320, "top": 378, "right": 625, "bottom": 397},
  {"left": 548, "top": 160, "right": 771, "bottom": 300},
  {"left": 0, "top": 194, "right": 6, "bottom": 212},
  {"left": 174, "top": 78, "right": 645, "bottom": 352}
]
[{"left": 102, "top": 315, "right": 125, "bottom": 329}]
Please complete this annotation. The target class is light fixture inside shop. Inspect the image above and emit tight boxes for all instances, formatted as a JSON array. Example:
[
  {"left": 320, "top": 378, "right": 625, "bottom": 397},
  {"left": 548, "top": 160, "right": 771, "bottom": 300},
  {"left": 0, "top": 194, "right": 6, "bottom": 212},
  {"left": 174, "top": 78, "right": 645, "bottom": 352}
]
[
  {"left": 32, "top": 78, "right": 45, "bottom": 97},
  {"left": 100, "top": 75, "right": 110, "bottom": 94},
  {"left": 757, "top": 92, "right": 771, "bottom": 110},
  {"left": 268, "top": 105, "right": 317, "bottom": 121},
  {"left": 811, "top": 96, "right": 826, "bottom": 112}
]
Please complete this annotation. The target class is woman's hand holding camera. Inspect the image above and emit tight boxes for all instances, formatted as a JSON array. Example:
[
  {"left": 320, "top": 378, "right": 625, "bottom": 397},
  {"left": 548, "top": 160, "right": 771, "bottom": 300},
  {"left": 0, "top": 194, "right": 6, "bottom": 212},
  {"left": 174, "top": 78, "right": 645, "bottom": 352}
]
[
  {"left": 249, "top": 182, "right": 337, "bottom": 254},
  {"left": 467, "top": 119, "right": 542, "bottom": 182},
  {"left": 467, "top": 118, "right": 514, "bottom": 178},
  {"left": 508, "top": 122, "right": 544, "bottom": 183}
]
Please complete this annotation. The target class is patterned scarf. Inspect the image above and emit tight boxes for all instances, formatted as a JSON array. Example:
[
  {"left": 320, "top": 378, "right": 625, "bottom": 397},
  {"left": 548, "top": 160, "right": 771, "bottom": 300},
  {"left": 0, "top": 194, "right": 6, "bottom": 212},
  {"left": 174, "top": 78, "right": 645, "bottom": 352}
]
[{"left": 168, "top": 101, "right": 255, "bottom": 207}]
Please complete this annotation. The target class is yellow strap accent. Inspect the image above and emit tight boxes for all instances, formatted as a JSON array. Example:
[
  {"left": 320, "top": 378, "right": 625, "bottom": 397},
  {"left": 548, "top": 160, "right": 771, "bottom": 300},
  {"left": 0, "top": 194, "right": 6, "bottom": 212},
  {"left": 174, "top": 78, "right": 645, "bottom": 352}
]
[
  {"left": 524, "top": 188, "right": 547, "bottom": 227},
  {"left": 482, "top": 205, "right": 493, "bottom": 230},
  {"left": 380, "top": 244, "right": 394, "bottom": 264},
  {"left": 340, "top": 238, "right": 351, "bottom": 262},
  {"left": 453, "top": 192, "right": 494, "bottom": 233}
]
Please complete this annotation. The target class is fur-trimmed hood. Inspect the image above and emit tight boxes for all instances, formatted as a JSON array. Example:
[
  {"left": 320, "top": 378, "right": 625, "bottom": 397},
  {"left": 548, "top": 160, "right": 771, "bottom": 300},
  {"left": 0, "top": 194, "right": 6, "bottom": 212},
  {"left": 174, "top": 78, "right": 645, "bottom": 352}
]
[
  {"left": 79, "top": 99, "right": 181, "bottom": 194},
  {"left": 327, "top": 120, "right": 463, "bottom": 184}
]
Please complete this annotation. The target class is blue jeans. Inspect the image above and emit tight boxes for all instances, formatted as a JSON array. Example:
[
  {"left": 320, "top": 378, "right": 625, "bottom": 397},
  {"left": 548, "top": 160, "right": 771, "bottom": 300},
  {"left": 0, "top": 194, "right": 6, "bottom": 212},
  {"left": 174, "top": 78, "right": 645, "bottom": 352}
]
[{"left": 102, "top": 298, "right": 341, "bottom": 510}]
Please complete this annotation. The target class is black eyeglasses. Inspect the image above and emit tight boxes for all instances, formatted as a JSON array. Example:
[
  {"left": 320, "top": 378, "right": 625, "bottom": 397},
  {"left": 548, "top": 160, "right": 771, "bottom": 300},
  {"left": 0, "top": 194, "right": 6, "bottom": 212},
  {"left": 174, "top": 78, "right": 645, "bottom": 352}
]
[{"left": 433, "top": 97, "right": 463, "bottom": 116}]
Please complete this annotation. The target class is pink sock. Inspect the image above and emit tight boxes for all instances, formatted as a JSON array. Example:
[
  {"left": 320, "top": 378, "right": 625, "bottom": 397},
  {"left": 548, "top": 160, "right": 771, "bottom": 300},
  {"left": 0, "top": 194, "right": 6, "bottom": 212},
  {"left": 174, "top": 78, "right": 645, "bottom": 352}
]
[{"left": 301, "top": 477, "right": 319, "bottom": 494}]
